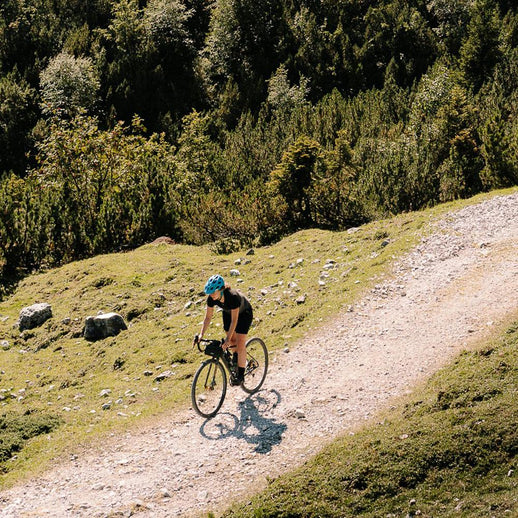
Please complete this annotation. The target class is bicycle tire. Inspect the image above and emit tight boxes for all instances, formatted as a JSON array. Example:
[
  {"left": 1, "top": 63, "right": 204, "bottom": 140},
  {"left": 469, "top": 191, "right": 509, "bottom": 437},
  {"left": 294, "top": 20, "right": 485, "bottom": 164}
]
[
  {"left": 191, "top": 359, "right": 227, "bottom": 418},
  {"left": 241, "top": 337, "right": 268, "bottom": 394}
]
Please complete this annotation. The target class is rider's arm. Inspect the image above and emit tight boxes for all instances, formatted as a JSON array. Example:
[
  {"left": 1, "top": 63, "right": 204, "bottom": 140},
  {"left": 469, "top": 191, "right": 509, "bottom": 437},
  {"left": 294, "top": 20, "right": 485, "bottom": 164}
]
[{"left": 197, "top": 305, "right": 214, "bottom": 341}]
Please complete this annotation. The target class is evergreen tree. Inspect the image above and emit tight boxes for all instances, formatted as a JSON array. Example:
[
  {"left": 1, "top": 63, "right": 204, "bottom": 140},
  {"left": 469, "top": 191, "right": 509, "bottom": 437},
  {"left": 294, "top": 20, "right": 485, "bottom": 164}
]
[
  {"left": 459, "top": 0, "right": 502, "bottom": 92},
  {"left": 268, "top": 136, "right": 321, "bottom": 229}
]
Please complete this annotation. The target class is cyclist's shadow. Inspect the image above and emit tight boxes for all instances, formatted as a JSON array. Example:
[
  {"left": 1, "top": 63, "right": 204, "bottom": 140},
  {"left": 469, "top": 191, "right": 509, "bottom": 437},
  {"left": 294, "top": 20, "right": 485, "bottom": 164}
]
[{"left": 199, "top": 389, "right": 286, "bottom": 454}]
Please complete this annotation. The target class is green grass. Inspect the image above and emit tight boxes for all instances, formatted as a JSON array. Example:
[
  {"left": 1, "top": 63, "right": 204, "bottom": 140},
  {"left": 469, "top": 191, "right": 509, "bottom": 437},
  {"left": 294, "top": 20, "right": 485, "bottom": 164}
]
[
  {"left": 0, "top": 187, "right": 516, "bottom": 489},
  {"left": 222, "top": 316, "right": 518, "bottom": 518}
]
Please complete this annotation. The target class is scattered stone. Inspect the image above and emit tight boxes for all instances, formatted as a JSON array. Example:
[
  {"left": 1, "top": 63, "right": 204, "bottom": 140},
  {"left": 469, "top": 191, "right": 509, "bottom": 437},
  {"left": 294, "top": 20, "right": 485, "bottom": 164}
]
[
  {"left": 99, "top": 389, "right": 111, "bottom": 397},
  {"left": 101, "top": 402, "right": 111, "bottom": 411},
  {"left": 83, "top": 312, "right": 127, "bottom": 341},
  {"left": 295, "top": 295, "right": 306, "bottom": 305},
  {"left": 1, "top": 340, "right": 10, "bottom": 351},
  {"left": 295, "top": 408, "right": 306, "bottom": 419},
  {"left": 160, "top": 488, "right": 171, "bottom": 498},
  {"left": 184, "top": 301, "right": 193, "bottom": 309},
  {"left": 246, "top": 249, "right": 255, "bottom": 255},
  {"left": 155, "top": 370, "right": 173, "bottom": 382},
  {"left": 131, "top": 499, "right": 151, "bottom": 512},
  {"left": 19, "top": 303, "right": 52, "bottom": 331},
  {"left": 289, "top": 258, "right": 305, "bottom": 269},
  {"left": 143, "top": 370, "right": 154, "bottom": 377},
  {"left": 229, "top": 269, "right": 240, "bottom": 277}
]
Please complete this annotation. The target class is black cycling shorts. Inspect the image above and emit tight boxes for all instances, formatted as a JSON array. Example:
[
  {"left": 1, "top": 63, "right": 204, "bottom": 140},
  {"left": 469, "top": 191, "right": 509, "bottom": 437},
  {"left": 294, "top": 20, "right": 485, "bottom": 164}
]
[{"left": 222, "top": 309, "right": 253, "bottom": 335}]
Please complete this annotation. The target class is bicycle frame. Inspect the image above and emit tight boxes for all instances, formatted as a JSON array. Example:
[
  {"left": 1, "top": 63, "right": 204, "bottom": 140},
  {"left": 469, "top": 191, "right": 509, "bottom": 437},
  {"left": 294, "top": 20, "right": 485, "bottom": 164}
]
[{"left": 196, "top": 338, "right": 234, "bottom": 373}]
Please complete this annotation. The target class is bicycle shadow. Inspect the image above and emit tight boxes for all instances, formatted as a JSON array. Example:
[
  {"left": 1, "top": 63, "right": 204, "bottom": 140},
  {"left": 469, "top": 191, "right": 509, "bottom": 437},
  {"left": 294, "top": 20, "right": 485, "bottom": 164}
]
[{"left": 199, "top": 389, "right": 287, "bottom": 454}]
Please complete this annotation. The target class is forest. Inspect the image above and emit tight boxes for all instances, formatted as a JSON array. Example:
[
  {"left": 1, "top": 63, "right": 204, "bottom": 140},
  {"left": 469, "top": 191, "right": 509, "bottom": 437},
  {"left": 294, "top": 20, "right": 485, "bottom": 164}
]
[{"left": 0, "top": 0, "right": 517, "bottom": 291}]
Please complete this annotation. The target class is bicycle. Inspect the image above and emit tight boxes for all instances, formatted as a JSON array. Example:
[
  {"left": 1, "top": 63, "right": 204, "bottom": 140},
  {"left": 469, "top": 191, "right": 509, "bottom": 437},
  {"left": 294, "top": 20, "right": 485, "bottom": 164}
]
[{"left": 191, "top": 337, "right": 268, "bottom": 418}]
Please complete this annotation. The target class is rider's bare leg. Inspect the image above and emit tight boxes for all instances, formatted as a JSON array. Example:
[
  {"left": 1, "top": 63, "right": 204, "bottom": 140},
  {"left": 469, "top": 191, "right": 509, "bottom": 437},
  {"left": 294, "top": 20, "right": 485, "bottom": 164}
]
[{"left": 227, "top": 332, "right": 246, "bottom": 367}]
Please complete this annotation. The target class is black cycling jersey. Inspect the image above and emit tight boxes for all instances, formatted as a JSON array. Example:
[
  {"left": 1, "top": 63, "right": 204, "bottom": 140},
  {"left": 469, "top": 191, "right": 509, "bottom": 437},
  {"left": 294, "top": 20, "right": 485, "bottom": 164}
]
[
  {"left": 206, "top": 288, "right": 252, "bottom": 314},
  {"left": 207, "top": 288, "right": 253, "bottom": 334}
]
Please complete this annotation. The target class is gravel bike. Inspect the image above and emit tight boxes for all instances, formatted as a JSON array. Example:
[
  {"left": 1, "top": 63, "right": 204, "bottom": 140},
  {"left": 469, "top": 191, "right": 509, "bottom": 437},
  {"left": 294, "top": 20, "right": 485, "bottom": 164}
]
[{"left": 191, "top": 337, "right": 268, "bottom": 418}]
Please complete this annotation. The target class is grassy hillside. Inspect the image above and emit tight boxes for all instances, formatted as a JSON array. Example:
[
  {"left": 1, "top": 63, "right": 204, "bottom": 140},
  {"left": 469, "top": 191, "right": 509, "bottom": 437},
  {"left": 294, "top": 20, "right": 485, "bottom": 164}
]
[
  {"left": 222, "top": 314, "right": 518, "bottom": 518},
  {"left": 0, "top": 189, "right": 515, "bottom": 489}
]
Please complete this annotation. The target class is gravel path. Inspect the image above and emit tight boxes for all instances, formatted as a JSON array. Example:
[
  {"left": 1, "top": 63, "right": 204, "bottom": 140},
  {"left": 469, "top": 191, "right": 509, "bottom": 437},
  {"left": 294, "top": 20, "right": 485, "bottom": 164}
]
[{"left": 1, "top": 192, "right": 518, "bottom": 518}]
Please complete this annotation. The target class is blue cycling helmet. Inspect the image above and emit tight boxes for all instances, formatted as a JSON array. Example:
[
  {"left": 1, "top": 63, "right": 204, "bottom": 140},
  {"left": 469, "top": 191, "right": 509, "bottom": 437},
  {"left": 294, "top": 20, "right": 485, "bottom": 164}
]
[{"left": 204, "top": 274, "right": 225, "bottom": 295}]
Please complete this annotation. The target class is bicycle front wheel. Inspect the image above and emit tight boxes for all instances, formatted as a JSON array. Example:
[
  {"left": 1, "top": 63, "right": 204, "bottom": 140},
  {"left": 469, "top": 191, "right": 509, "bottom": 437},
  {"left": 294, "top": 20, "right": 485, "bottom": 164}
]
[
  {"left": 241, "top": 337, "right": 268, "bottom": 394},
  {"left": 191, "top": 359, "right": 227, "bottom": 418}
]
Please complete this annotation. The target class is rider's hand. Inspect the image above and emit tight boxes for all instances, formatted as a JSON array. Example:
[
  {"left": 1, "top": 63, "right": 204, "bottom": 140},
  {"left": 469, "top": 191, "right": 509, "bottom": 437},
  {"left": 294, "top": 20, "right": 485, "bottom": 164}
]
[{"left": 222, "top": 339, "right": 229, "bottom": 351}]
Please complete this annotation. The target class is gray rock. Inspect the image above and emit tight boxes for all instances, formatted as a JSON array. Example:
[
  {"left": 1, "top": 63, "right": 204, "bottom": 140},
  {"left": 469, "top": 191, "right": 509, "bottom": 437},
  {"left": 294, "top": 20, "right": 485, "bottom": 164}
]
[
  {"left": 1, "top": 340, "right": 10, "bottom": 351},
  {"left": 155, "top": 370, "right": 173, "bottom": 382},
  {"left": 295, "top": 408, "right": 306, "bottom": 419},
  {"left": 19, "top": 303, "right": 52, "bottom": 331},
  {"left": 160, "top": 488, "right": 172, "bottom": 498},
  {"left": 84, "top": 312, "right": 127, "bottom": 341}
]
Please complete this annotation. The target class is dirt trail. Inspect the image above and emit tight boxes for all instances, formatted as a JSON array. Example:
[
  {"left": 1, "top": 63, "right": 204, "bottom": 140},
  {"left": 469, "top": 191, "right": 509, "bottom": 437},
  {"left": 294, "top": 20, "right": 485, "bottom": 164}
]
[{"left": 1, "top": 193, "right": 518, "bottom": 518}]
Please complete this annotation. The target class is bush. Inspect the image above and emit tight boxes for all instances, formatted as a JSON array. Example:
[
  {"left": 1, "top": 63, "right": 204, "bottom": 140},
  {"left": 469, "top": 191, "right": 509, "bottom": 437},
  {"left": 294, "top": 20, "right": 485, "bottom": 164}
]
[{"left": 0, "top": 411, "right": 61, "bottom": 470}]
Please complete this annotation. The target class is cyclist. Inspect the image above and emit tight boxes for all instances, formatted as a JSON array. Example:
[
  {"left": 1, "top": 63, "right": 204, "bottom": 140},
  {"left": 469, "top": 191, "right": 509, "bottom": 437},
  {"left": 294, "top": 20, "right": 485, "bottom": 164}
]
[{"left": 194, "top": 274, "right": 253, "bottom": 385}]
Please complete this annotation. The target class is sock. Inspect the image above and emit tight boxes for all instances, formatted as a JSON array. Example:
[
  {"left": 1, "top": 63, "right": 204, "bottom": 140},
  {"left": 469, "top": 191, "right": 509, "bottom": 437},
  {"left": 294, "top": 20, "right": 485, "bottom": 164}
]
[{"left": 237, "top": 366, "right": 245, "bottom": 381}]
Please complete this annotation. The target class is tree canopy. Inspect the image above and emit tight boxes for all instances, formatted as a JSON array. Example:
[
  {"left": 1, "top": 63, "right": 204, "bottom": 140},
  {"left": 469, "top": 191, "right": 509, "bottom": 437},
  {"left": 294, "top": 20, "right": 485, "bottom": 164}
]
[{"left": 0, "top": 0, "right": 517, "bottom": 289}]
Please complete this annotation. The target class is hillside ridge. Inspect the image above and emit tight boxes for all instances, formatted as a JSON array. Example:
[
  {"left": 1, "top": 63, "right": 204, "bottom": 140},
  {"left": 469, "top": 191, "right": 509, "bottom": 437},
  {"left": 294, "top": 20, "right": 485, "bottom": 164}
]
[{"left": 1, "top": 192, "right": 518, "bottom": 518}]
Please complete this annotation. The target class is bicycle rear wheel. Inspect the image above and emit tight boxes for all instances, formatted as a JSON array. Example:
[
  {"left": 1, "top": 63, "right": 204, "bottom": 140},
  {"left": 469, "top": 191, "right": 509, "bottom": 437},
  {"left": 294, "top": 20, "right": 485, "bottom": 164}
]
[
  {"left": 241, "top": 337, "right": 268, "bottom": 394},
  {"left": 191, "top": 359, "right": 227, "bottom": 418}
]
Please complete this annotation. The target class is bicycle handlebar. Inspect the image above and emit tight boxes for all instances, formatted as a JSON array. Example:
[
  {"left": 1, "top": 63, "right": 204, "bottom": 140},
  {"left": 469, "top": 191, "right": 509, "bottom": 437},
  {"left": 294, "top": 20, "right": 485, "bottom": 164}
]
[{"left": 193, "top": 336, "right": 223, "bottom": 353}]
